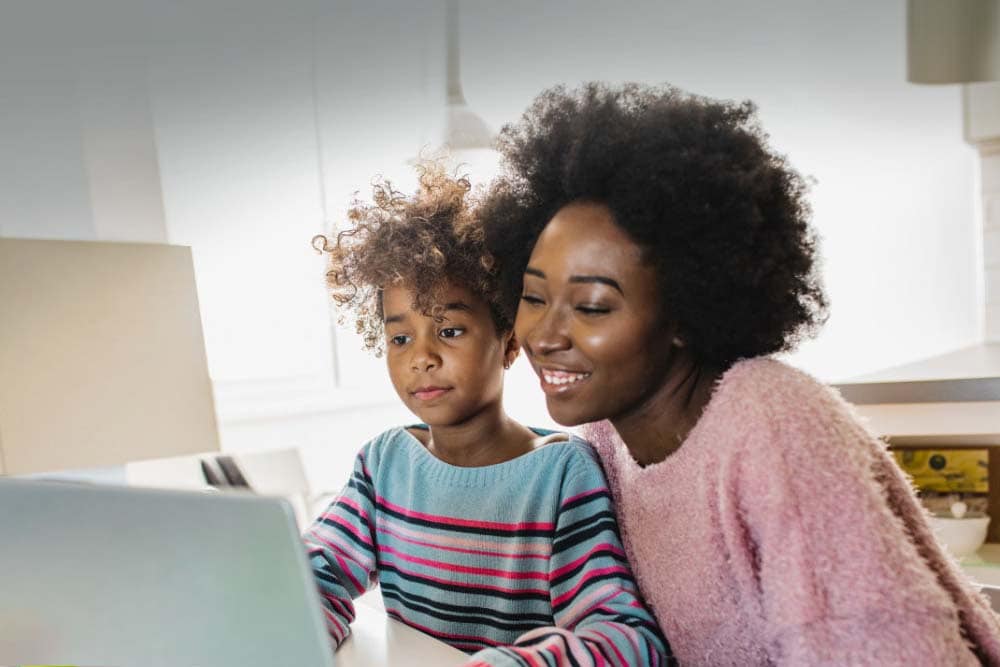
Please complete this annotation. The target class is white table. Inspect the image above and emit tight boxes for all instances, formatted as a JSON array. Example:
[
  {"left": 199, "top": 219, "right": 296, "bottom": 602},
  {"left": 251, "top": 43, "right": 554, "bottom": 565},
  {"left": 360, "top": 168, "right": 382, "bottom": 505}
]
[{"left": 336, "top": 592, "right": 469, "bottom": 666}]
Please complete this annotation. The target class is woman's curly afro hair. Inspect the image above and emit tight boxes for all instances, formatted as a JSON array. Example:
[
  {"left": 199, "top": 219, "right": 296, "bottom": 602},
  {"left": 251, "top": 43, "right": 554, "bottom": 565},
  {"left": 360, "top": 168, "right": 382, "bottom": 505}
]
[
  {"left": 480, "top": 82, "right": 828, "bottom": 369},
  {"left": 313, "top": 160, "right": 510, "bottom": 354}
]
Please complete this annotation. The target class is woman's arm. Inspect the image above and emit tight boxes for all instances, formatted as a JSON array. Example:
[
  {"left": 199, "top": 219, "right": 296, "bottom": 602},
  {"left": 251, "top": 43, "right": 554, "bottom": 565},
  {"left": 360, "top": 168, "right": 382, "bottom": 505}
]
[{"left": 736, "top": 390, "right": 996, "bottom": 665}]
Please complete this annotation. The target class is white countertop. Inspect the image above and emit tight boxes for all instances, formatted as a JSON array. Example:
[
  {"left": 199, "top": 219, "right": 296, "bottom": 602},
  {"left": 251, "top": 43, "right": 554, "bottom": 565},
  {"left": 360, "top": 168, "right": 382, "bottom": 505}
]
[
  {"left": 336, "top": 591, "right": 468, "bottom": 666},
  {"left": 959, "top": 543, "right": 1000, "bottom": 587}
]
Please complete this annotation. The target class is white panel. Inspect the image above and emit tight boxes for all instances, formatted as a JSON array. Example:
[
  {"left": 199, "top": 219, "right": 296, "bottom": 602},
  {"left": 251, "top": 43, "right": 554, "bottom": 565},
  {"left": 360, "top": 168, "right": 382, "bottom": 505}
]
[{"left": 0, "top": 239, "right": 220, "bottom": 474}]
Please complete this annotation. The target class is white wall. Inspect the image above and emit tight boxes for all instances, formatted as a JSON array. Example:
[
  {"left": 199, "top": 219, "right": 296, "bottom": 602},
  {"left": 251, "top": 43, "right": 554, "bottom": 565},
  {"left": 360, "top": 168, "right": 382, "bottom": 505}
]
[
  {"left": 0, "top": 0, "right": 983, "bottom": 491},
  {"left": 456, "top": 0, "right": 980, "bottom": 382}
]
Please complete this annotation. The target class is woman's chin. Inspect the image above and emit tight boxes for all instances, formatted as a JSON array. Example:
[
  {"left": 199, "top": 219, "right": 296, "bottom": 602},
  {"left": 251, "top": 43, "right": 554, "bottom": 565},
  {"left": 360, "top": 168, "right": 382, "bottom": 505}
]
[{"left": 545, "top": 399, "right": 595, "bottom": 428}]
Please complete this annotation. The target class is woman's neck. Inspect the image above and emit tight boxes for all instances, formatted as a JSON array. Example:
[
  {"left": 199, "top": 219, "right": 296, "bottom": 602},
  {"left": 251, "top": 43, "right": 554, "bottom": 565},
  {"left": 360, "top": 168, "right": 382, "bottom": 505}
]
[
  {"left": 423, "top": 403, "right": 537, "bottom": 467},
  {"left": 611, "top": 358, "right": 721, "bottom": 467}
]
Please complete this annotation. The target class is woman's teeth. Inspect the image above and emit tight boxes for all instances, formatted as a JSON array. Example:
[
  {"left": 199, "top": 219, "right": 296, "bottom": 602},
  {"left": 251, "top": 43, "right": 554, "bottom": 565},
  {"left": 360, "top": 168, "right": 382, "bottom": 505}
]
[{"left": 542, "top": 370, "right": 590, "bottom": 385}]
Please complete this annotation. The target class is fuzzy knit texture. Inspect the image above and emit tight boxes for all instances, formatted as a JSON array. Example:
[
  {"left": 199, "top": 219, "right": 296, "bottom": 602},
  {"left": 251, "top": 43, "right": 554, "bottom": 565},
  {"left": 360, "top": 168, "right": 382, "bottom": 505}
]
[
  {"left": 586, "top": 357, "right": 1000, "bottom": 666},
  {"left": 302, "top": 426, "right": 670, "bottom": 666}
]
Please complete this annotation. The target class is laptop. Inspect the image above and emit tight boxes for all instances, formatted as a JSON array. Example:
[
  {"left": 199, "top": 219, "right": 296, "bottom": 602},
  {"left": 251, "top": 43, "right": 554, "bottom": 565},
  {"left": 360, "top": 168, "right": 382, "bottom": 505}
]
[{"left": 0, "top": 478, "right": 336, "bottom": 667}]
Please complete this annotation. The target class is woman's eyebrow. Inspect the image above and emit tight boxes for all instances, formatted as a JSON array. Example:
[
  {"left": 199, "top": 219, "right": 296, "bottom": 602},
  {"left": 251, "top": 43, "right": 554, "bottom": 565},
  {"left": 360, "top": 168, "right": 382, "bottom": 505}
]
[
  {"left": 525, "top": 266, "right": 546, "bottom": 279},
  {"left": 570, "top": 275, "right": 624, "bottom": 295},
  {"left": 525, "top": 266, "right": 624, "bottom": 295}
]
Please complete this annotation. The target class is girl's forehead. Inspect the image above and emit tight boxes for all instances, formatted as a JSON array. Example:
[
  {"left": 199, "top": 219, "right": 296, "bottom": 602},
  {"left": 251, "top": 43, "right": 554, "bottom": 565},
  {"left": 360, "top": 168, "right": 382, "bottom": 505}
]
[{"left": 381, "top": 282, "right": 490, "bottom": 318}]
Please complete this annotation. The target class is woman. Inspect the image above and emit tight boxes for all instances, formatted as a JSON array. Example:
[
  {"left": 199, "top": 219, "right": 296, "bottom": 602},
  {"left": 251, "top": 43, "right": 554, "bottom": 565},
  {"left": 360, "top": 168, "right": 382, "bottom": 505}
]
[{"left": 480, "top": 82, "right": 1000, "bottom": 665}]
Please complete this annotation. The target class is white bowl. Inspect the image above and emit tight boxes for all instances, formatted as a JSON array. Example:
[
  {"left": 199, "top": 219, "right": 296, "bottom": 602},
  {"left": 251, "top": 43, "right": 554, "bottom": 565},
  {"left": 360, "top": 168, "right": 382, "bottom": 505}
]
[{"left": 928, "top": 514, "right": 990, "bottom": 558}]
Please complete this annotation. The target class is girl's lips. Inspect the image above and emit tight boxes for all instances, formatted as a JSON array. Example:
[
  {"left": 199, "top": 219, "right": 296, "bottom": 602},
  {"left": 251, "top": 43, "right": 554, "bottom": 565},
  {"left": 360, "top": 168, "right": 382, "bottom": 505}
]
[{"left": 412, "top": 387, "right": 451, "bottom": 401}]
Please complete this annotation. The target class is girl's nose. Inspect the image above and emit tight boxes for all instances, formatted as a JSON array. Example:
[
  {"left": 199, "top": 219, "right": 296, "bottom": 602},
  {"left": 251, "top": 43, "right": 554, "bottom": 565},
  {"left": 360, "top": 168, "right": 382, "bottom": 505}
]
[{"left": 410, "top": 339, "right": 441, "bottom": 372}]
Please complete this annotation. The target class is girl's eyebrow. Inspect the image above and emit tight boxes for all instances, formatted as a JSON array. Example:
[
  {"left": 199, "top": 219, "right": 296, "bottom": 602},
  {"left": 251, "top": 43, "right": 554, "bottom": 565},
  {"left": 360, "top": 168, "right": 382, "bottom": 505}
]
[
  {"left": 525, "top": 266, "right": 624, "bottom": 295},
  {"left": 385, "top": 302, "right": 471, "bottom": 325}
]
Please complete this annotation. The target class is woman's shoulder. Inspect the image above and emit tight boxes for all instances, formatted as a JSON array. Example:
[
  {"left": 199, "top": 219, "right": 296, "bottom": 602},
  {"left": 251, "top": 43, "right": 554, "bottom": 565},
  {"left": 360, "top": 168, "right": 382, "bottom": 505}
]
[
  {"left": 707, "top": 357, "right": 881, "bottom": 465},
  {"left": 718, "top": 356, "right": 821, "bottom": 393},
  {"left": 713, "top": 356, "right": 851, "bottom": 419}
]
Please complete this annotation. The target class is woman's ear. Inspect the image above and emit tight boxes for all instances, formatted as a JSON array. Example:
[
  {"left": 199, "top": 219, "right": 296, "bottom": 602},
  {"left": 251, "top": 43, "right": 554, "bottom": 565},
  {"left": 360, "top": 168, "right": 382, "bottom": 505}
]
[{"left": 502, "top": 330, "right": 521, "bottom": 369}]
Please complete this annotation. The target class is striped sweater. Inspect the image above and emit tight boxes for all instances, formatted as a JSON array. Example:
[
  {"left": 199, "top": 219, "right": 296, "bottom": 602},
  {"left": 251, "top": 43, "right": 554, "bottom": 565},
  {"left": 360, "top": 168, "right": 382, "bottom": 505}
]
[{"left": 303, "top": 426, "right": 669, "bottom": 666}]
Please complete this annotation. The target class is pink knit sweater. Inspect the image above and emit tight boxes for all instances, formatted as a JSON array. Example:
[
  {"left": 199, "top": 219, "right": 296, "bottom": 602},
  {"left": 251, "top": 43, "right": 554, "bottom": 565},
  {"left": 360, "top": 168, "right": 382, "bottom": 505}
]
[{"left": 586, "top": 357, "right": 1000, "bottom": 666}]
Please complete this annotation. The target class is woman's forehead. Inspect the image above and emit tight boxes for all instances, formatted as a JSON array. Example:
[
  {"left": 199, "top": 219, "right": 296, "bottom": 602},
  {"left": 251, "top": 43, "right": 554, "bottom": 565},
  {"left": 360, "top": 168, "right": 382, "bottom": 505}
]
[{"left": 530, "top": 202, "right": 645, "bottom": 275}]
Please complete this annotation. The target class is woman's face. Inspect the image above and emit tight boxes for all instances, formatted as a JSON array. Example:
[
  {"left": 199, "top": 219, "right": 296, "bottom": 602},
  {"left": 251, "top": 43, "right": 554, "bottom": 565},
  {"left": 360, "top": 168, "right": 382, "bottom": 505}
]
[{"left": 515, "top": 201, "right": 677, "bottom": 426}]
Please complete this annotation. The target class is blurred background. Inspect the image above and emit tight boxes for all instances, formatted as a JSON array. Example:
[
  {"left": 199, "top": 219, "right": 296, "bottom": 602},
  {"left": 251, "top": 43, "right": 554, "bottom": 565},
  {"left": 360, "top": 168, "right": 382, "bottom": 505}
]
[{"left": 0, "top": 0, "right": 994, "bottom": 499}]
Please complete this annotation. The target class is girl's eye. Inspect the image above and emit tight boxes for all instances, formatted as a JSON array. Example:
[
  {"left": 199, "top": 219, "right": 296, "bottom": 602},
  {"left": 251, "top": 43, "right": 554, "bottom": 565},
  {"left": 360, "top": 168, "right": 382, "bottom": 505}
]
[
  {"left": 576, "top": 305, "right": 611, "bottom": 316},
  {"left": 520, "top": 294, "right": 545, "bottom": 306},
  {"left": 389, "top": 334, "right": 411, "bottom": 346},
  {"left": 439, "top": 327, "right": 465, "bottom": 339}
]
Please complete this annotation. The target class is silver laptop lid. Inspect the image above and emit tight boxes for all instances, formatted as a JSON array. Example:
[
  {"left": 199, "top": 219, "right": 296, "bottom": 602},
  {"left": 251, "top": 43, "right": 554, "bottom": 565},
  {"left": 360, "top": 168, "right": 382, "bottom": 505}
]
[{"left": 0, "top": 478, "right": 335, "bottom": 667}]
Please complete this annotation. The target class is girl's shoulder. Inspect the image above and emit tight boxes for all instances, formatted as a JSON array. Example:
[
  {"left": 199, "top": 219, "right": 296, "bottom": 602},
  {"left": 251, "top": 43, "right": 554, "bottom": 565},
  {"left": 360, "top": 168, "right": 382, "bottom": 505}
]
[
  {"left": 354, "top": 425, "right": 421, "bottom": 465},
  {"left": 529, "top": 427, "right": 598, "bottom": 458},
  {"left": 528, "top": 429, "right": 610, "bottom": 483}
]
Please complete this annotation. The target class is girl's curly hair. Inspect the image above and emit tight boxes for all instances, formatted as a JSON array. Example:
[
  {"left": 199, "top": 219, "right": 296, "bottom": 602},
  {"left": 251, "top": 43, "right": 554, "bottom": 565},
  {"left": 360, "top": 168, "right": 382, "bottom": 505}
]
[
  {"left": 313, "top": 160, "right": 511, "bottom": 354},
  {"left": 480, "top": 82, "right": 828, "bottom": 369}
]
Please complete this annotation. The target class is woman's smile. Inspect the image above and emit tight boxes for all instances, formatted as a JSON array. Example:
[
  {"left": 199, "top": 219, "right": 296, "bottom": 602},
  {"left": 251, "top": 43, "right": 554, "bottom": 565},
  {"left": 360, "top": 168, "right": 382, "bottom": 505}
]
[{"left": 535, "top": 367, "right": 592, "bottom": 394}]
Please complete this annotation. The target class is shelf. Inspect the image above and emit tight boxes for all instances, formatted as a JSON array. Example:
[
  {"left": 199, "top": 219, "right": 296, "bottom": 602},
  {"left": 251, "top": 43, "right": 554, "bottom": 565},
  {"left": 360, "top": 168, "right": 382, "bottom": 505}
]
[{"left": 833, "top": 343, "right": 1000, "bottom": 446}]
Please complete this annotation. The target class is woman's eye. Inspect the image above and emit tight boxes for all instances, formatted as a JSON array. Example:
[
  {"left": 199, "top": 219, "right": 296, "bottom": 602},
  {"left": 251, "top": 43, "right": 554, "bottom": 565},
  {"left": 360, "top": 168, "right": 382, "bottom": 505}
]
[
  {"left": 439, "top": 327, "right": 465, "bottom": 339},
  {"left": 520, "top": 294, "right": 545, "bottom": 306},
  {"left": 576, "top": 305, "right": 610, "bottom": 316},
  {"left": 389, "top": 334, "right": 411, "bottom": 346}
]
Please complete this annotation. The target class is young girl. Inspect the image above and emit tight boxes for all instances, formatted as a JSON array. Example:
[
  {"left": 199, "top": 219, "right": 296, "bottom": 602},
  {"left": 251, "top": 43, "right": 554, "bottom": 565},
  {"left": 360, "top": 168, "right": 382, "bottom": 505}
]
[
  {"left": 481, "top": 82, "right": 1000, "bottom": 666},
  {"left": 305, "top": 162, "right": 669, "bottom": 666}
]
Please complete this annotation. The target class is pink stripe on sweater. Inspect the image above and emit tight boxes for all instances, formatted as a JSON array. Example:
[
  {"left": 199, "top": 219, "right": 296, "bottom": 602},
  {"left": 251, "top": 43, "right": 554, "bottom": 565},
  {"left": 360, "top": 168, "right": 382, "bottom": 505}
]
[
  {"left": 548, "top": 543, "right": 625, "bottom": 580},
  {"left": 379, "top": 543, "right": 549, "bottom": 580},
  {"left": 377, "top": 522, "right": 549, "bottom": 560},
  {"left": 337, "top": 496, "right": 373, "bottom": 524},
  {"left": 560, "top": 487, "right": 605, "bottom": 508},
  {"left": 326, "top": 513, "right": 374, "bottom": 547},
  {"left": 307, "top": 529, "right": 372, "bottom": 572},
  {"left": 554, "top": 579, "right": 624, "bottom": 621},
  {"left": 589, "top": 628, "right": 629, "bottom": 667},
  {"left": 332, "top": 551, "right": 366, "bottom": 592},
  {"left": 552, "top": 568, "right": 629, "bottom": 609},
  {"left": 383, "top": 558, "right": 549, "bottom": 596},
  {"left": 376, "top": 494, "right": 554, "bottom": 531},
  {"left": 595, "top": 608, "right": 646, "bottom": 664},
  {"left": 378, "top": 515, "right": 551, "bottom": 555},
  {"left": 321, "top": 604, "right": 348, "bottom": 641},
  {"left": 508, "top": 647, "right": 545, "bottom": 667}
]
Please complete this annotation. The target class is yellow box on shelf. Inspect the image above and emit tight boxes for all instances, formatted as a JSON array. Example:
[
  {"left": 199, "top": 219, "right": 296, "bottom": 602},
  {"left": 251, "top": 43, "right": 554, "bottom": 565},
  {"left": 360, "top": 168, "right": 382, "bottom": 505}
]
[{"left": 893, "top": 449, "right": 989, "bottom": 493}]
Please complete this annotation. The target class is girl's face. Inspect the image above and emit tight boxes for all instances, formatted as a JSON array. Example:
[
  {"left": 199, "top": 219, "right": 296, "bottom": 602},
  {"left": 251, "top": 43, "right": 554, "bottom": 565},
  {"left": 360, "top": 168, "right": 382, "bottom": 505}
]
[
  {"left": 515, "top": 201, "right": 676, "bottom": 426},
  {"left": 383, "top": 282, "right": 515, "bottom": 427}
]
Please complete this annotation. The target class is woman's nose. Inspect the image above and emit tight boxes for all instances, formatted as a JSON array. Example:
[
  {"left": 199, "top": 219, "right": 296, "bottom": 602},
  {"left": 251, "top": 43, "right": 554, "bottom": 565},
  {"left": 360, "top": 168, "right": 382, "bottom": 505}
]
[{"left": 524, "top": 309, "right": 571, "bottom": 356}]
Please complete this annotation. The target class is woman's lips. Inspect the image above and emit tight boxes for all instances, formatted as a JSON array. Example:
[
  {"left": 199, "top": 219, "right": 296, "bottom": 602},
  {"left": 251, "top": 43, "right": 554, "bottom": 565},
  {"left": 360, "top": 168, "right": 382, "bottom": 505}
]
[
  {"left": 537, "top": 368, "right": 591, "bottom": 395},
  {"left": 412, "top": 387, "right": 451, "bottom": 401}
]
